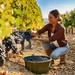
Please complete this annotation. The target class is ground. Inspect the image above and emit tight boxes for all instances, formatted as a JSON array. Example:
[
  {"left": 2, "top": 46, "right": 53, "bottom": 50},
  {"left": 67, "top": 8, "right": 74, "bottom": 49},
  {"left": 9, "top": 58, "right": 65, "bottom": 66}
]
[{"left": 0, "top": 34, "right": 75, "bottom": 75}]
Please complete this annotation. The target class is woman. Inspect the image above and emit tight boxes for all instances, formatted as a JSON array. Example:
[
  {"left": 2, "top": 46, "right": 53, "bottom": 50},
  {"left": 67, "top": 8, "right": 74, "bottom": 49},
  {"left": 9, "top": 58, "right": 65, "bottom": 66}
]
[{"left": 32, "top": 9, "right": 69, "bottom": 65}]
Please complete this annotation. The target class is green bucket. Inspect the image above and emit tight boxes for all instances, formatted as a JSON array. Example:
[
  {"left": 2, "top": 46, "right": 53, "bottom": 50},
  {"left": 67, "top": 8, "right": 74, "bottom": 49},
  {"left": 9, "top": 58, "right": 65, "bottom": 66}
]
[{"left": 24, "top": 55, "right": 52, "bottom": 74}]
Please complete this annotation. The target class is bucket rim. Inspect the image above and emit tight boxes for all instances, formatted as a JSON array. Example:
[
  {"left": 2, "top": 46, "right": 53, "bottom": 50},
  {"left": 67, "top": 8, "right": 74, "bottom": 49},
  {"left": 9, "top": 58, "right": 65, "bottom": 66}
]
[{"left": 23, "top": 55, "right": 52, "bottom": 63}]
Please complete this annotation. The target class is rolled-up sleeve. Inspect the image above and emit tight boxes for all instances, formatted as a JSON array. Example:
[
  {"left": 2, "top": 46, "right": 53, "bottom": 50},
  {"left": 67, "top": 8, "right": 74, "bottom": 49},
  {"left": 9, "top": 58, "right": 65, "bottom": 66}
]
[{"left": 37, "top": 24, "right": 48, "bottom": 35}]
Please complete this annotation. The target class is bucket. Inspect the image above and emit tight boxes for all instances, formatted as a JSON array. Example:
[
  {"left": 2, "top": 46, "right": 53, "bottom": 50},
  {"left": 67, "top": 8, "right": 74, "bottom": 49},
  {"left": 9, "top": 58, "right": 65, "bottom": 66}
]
[{"left": 24, "top": 55, "right": 52, "bottom": 74}]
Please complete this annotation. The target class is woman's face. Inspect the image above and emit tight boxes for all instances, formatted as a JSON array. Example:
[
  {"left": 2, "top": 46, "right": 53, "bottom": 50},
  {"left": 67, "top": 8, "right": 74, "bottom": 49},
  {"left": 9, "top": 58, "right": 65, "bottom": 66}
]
[{"left": 48, "top": 13, "right": 58, "bottom": 24}]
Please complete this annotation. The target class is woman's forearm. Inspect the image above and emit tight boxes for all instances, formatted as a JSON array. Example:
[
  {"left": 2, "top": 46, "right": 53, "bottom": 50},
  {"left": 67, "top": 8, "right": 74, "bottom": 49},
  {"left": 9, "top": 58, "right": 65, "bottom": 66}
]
[{"left": 36, "top": 38, "right": 49, "bottom": 42}]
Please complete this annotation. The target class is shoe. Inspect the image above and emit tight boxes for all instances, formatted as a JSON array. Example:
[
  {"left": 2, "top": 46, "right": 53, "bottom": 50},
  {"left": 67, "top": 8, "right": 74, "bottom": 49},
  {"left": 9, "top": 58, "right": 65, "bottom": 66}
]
[{"left": 60, "top": 55, "right": 66, "bottom": 65}]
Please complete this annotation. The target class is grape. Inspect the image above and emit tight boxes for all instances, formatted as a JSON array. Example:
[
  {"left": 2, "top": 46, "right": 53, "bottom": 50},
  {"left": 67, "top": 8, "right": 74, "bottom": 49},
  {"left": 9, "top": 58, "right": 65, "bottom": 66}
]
[{"left": 25, "top": 56, "right": 50, "bottom": 61}]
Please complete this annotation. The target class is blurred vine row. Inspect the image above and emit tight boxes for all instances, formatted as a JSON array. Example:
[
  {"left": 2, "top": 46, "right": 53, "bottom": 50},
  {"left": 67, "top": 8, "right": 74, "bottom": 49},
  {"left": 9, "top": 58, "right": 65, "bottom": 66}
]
[{"left": 0, "top": 0, "right": 44, "bottom": 39}]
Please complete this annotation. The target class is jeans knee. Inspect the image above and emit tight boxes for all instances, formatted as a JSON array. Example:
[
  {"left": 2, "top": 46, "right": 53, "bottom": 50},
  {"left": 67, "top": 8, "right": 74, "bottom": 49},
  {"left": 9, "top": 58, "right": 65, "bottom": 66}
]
[{"left": 50, "top": 54, "right": 59, "bottom": 59}]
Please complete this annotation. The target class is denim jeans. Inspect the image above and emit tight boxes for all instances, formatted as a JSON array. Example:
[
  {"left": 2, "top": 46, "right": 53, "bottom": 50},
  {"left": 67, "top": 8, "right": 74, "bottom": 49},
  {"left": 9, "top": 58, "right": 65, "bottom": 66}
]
[{"left": 42, "top": 42, "right": 69, "bottom": 59}]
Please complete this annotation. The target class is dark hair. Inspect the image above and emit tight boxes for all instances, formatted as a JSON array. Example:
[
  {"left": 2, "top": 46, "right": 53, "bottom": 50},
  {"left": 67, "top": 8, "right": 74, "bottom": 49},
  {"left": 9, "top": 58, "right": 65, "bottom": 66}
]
[{"left": 49, "top": 9, "right": 61, "bottom": 21}]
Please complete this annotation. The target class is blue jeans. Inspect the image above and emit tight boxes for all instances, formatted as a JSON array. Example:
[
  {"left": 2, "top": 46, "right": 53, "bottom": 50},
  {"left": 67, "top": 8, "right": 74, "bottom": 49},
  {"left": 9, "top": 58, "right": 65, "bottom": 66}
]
[{"left": 42, "top": 42, "right": 69, "bottom": 59}]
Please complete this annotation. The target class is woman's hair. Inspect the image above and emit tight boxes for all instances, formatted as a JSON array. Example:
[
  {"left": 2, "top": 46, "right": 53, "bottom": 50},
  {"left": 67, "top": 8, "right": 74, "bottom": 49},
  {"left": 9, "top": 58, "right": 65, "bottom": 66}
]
[{"left": 49, "top": 9, "right": 62, "bottom": 21}]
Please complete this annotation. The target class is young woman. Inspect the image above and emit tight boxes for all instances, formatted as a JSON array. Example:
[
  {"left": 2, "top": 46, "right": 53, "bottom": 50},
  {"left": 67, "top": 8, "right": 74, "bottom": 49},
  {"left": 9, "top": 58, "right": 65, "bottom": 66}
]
[{"left": 32, "top": 9, "right": 69, "bottom": 65}]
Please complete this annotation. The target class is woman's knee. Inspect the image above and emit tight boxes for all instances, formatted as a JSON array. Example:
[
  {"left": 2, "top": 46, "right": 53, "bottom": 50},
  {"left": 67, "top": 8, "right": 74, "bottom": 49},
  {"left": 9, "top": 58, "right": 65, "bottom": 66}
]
[
  {"left": 50, "top": 45, "right": 69, "bottom": 59},
  {"left": 50, "top": 53, "right": 59, "bottom": 59}
]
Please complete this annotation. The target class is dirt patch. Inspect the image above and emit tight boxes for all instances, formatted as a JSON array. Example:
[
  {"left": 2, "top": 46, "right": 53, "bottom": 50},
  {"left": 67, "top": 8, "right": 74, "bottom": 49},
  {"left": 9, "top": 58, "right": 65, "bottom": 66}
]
[{"left": 0, "top": 34, "right": 75, "bottom": 75}]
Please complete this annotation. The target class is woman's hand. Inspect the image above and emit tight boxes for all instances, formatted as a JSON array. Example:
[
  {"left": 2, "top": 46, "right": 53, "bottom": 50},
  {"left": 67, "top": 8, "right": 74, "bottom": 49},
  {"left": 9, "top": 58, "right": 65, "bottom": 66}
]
[{"left": 31, "top": 31, "right": 40, "bottom": 37}]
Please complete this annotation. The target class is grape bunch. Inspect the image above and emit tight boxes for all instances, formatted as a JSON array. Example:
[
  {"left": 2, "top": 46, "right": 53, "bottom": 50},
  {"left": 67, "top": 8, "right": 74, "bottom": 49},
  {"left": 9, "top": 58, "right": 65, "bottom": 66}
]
[{"left": 25, "top": 56, "right": 50, "bottom": 61}]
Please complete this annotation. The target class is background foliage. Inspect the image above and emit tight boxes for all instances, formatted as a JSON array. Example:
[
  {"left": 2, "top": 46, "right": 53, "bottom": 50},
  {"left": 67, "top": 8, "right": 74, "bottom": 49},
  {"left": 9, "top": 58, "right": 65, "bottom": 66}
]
[
  {"left": 61, "top": 9, "right": 75, "bottom": 34},
  {"left": 0, "top": 0, "right": 44, "bottom": 39},
  {"left": 62, "top": 9, "right": 75, "bottom": 28}
]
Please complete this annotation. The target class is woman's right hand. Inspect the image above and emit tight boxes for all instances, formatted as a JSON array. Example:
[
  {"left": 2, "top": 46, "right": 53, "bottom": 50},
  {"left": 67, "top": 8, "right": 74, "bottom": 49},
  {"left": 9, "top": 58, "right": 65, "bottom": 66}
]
[{"left": 31, "top": 31, "right": 40, "bottom": 37}]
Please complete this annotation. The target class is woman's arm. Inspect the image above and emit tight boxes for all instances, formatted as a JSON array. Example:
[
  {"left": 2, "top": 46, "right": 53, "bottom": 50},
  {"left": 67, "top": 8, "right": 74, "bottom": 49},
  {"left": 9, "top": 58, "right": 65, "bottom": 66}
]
[
  {"left": 31, "top": 31, "right": 40, "bottom": 37},
  {"left": 32, "top": 37, "right": 49, "bottom": 43}
]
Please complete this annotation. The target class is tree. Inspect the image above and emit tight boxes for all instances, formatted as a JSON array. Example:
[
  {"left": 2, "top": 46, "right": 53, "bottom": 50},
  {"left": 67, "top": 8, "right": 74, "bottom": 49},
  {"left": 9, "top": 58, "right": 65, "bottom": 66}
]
[{"left": 62, "top": 9, "right": 75, "bottom": 34}]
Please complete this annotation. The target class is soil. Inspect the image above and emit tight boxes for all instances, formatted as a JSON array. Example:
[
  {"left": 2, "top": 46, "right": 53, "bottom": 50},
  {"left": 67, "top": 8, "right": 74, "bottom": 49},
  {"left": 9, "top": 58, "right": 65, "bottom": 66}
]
[{"left": 0, "top": 34, "right": 75, "bottom": 75}]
